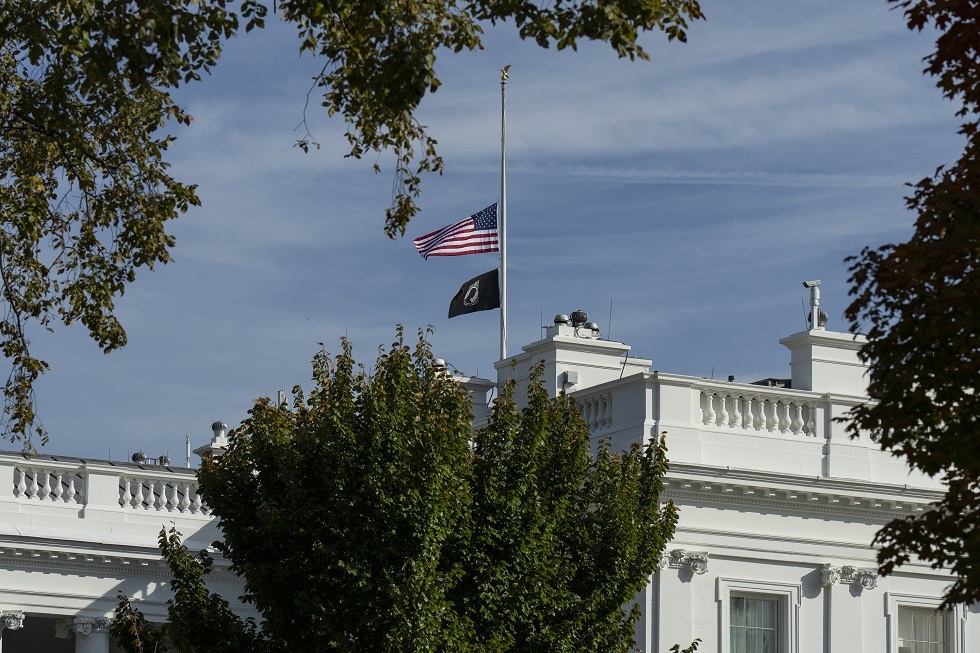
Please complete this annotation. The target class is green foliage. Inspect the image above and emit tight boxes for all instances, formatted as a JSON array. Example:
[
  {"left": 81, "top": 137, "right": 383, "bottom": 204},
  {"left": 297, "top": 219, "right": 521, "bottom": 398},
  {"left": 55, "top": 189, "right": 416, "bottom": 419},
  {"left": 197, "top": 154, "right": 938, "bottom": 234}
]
[
  {"left": 281, "top": 0, "right": 704, "bottom": 237},
  {"left": 463, "top": 373, "right": 676, "bottom": 652},
  {"left": 0, "top": 0, "right": 264, "bottom": 449},
  {"left": 1, "top": 0, "right": 702, "bottom": 451},
  {"left": 844, "top": 0, "right": 980, "bottom": 607},
  {"left": 669, "top": 640, "right": 700, "bottom": 653},
  {"left": 118, "top": 328, "right": 678, "bottom": 652},
  {"left": 112, "top": 528, "right": 267, "bottom": 653},
  {"left": 201, "top": 328, "right": 475, "bottom": 652}
]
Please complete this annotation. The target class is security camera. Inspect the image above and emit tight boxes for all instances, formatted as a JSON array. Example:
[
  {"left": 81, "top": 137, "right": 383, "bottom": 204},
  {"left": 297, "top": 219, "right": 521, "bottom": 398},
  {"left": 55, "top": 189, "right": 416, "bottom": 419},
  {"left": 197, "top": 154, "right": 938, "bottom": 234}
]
[{"left": 802, "top": 280, "right": 821, "bottom": 288}]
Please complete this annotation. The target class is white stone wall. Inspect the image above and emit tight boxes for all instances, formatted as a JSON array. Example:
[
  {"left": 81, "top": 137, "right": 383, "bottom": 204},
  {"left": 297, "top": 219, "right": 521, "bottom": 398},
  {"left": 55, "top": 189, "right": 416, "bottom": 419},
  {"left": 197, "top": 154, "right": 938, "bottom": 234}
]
[
  {"left": 515, "top": 323, "right": 977, "bottom": 652},
  {"left": 0, "top": 454, "right": 252, "bottom": 653}
]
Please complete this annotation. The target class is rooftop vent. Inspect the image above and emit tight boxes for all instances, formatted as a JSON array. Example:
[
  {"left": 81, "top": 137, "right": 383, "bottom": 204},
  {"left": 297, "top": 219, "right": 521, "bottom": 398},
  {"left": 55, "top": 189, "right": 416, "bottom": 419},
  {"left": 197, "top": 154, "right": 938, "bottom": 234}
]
[{"left": 131, "top": 451, "right": 173, "bottom": 467}]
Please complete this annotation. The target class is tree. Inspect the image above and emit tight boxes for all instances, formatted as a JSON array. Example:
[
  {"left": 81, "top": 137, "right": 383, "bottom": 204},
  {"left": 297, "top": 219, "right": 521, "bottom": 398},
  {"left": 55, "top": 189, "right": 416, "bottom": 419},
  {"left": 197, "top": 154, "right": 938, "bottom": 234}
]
[
  {"left": 113, "top": 328, "right": 679, "bottom": 653},
  {"left": 0, "top": 0, "right": 702, "bottom": 451},
  {"left": 844, "top": 0, "right": 980, "bottom": 607}
]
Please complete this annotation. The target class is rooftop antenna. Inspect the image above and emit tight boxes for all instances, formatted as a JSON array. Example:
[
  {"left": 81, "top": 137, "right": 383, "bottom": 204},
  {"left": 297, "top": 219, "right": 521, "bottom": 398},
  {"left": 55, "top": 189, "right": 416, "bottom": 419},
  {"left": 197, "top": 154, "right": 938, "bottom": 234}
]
[
  {"left": 607, "top": 298, "right": 613, "bottom": 341},
  {"left": 185, "top": 434, "right": 191, "bottom": 468},
  {"left": 800, "top": 298, "right": 809, "bottom": 331}
]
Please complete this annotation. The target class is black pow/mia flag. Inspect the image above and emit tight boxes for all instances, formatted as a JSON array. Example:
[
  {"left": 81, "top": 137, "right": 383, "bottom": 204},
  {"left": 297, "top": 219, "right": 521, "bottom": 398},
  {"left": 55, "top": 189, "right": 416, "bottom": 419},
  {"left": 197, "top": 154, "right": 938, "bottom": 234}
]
[{"left": 448, "top": 269, "right": 500, "bottom": 318}]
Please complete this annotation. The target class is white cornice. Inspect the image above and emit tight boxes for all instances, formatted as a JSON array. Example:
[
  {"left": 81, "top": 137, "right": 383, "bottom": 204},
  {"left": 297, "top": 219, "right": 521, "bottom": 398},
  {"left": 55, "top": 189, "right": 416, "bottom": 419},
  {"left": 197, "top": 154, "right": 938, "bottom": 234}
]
[
  {"left": 665, "top": 462, "right": 940, "bottom": 518},
  {"left": 0, "top": 539, "right": 235, "bottom": 580}
]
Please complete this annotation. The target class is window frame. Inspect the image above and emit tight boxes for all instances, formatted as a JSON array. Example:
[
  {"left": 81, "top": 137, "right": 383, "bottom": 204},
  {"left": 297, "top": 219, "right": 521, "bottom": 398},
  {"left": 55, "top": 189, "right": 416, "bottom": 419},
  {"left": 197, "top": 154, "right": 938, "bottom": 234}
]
[
  {"left": 717, "top": 578, "right": 801, "bottom": 653},
  {"left": 885, "top": 592, "right": 965, "bottom": 653}
]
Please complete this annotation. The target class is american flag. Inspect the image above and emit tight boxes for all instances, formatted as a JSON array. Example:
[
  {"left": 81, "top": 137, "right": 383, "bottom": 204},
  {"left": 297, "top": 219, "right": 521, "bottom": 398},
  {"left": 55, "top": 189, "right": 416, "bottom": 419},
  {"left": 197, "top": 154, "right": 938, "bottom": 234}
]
[{"left": 413, "top": 204, "right": 499, "bottom": 259}]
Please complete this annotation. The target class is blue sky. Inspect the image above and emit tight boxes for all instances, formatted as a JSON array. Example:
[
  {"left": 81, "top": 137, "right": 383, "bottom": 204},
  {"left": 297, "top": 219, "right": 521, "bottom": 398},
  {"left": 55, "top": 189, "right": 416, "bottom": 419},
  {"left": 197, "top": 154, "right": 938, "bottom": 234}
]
[{"left": 25, "top": 0, "right": 962, "bottom": 461}]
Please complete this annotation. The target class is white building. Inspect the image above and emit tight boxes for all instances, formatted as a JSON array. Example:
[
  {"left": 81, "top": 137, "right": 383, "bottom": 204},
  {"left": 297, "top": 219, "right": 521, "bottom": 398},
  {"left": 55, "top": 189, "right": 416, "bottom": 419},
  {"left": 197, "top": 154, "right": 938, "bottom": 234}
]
[
  {"left": 0, "top": 301, "right": 973, "bottom": 653},
  {"left": 0, "top": 428, "right": 251, "bottom": 653},
  {"left": 496, "top": 307, "right": 974, "bottom": 653}
]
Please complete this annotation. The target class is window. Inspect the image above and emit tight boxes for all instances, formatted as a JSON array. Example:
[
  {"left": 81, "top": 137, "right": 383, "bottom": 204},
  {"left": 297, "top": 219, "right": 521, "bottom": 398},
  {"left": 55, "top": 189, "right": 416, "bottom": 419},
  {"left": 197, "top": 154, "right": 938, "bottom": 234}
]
[
  {"left": 886, "top": 592, "right": 963, "bottom": 653},
  {"left": 898, "top": 606, "right": 945, "bottom": 653},
  {"left": 717, "top": 578, "right": 800, "bottom": 653},
  {"left": 730, "top": 594, "right": 780, "bottom": 653}
]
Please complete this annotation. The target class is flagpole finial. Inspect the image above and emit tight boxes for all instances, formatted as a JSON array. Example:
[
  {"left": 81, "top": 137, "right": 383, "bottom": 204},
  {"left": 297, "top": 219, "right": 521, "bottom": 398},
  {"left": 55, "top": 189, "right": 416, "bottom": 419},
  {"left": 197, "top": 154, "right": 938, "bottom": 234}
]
[{"left": 501, "top": 65, "right": 511, "bottom": 82}]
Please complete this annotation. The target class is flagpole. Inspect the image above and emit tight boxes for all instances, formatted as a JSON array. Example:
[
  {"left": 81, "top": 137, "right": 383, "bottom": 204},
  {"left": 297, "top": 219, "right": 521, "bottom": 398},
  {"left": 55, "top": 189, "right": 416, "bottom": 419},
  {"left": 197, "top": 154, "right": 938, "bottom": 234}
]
[{"left": 499, "top": 65, "right": 509, "bottom": 361}]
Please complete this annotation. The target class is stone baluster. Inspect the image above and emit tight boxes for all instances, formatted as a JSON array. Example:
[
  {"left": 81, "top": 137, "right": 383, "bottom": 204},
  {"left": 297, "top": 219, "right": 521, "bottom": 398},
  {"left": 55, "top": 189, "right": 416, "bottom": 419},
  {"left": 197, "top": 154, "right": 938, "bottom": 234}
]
[
  {"left": 14, "top": 468, "right": 26, "bottom": 497},
  {"left": 39, "top": 471, "right": 52, "bottom": 500},
  {"left": 777, "top": 401, "right": 791, "bottom": 433},
  {"left": 27, "top": 469, "right": 40, "bottom": 498},
  {"left": 805, "top": 402, "right": 816, "bottom": 436},
  {"left": 132, "top": 478, "right": 144, "bottom": 509},
  {"left": 120, "top": 477, "right": 132, "bottom": 508},
  {"left": 702, "top": 392, "right": 716, "bottom": 426},
  {"left": 790, "top": 402, "right": 805, "bottom": 435},
  {"left": 166, "top": 483, "right": 178, "bottom": 511},
  {"left": 51, "top": 471, "right": 64, "bottom": 501},
  {"left": 65, "top": 473, "right": 77, "bottom": 503},
  {"left": 761, "top": 400, "right": 773, "bottom": 431},
  {"left": 717, "top": 394, "right": 729, "bottom": 427},
  {"left": 751, "top": 397, "right": 765, "bottom": 431},
  {"left": 153, "top": 480, "right": 166, "bottom": 511},
  {"left": 191, "top": 489, "right": 203, "bottom": 514},
  {"left": 731, "top": 394, "right": 742, "bottom": 428},
  {"left": 178, "top": 482, "right": 191, "bottom": 512}
]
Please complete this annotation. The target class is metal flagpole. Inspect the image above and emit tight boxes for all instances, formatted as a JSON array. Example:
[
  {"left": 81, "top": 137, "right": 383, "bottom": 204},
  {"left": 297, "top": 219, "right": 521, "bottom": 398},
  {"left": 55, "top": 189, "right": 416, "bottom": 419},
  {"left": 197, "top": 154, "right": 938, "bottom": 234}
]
[{"left": 499, "top": 65, "right": 510, "bottom": 361}]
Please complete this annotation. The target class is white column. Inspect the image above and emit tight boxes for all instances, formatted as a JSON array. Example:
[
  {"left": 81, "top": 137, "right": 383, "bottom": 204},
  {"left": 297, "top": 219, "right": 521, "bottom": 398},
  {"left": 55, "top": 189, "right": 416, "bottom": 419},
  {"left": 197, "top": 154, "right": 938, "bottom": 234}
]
[
  {"left": 657, "top": 565, "right": 695, "bottom": 652},
  {"left": 0, "top": 612, "right": 25, "bottom": 653},
  {"left": 822, "top": 564, "right": 874, "bottom": 652},
  {"left": 74, "top": 617, "right": 111, "bottom": 653}
]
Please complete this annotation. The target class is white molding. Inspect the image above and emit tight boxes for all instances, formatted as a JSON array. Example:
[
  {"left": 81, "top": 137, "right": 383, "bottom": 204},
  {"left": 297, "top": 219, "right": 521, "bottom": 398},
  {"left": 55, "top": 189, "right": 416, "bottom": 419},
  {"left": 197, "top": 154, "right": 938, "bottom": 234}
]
[
  {"left": 666, "top": 465, "right": 941, "bottom": 510},
  {"left": 716, "top": 577, "right": 802, "bottom": 653}
]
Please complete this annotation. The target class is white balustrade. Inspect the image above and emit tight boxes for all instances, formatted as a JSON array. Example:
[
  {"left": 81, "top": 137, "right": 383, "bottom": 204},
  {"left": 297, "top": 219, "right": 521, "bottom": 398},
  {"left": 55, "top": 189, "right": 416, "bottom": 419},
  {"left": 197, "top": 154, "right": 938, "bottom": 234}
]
[
  {"left": 579, "top": 393, "right": 613, "bottom": 432},
  {"left": 13, "top": 466, "right": 85, "bottom": 504},
  {"left": 118, "top": 476, "right": 207, "bottom": 514},
  {"left": 699, "top": 387, "right": 816, "bottom": 437}
]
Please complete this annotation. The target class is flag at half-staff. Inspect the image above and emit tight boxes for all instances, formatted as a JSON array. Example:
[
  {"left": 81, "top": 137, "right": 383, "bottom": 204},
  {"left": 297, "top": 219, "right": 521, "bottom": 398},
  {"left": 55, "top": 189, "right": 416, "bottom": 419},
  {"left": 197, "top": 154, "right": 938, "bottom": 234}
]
[
  {"left": 448, "top": 269, "right": 500, "bottom": 318},
  {"left": 413, "top": 204, "right": 498, "bottom": 259}
]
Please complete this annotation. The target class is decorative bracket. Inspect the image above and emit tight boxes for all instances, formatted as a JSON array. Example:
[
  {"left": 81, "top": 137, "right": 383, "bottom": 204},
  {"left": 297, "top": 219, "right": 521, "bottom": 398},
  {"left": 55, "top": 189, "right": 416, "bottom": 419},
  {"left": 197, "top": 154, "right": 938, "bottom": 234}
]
[
  {"left": 659, "top": 549, "right": 709, "bottom": 575},
  {"left": 74, "top": 617, "right": 111, "bottom": 636},
  {"left": 0, "top": 612, "right": 24, "bottom": 632},
  {"left": 821, "top": 563, "right": 878, "bottom": 590},
  {"left": 54, "top": 617, "right": 74, "bottom": 639}
]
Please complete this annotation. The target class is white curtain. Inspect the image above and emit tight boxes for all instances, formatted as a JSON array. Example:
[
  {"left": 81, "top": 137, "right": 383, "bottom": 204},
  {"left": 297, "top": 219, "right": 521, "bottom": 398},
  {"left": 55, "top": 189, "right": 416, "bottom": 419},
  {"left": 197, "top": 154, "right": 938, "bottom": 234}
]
[
  {"left": 731, "top": 596, "right": 778, "bottom": 653},
  {"left": 898, "top": 607, "right": 945, "bottom": 653}
]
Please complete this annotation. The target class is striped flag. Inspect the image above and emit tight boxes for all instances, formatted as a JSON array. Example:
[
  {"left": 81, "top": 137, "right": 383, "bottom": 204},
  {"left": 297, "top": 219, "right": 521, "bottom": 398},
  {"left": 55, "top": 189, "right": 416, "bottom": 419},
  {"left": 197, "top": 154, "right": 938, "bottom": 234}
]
[{"left": 413, "top": 204, "right": 499, "bottom": 259}]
